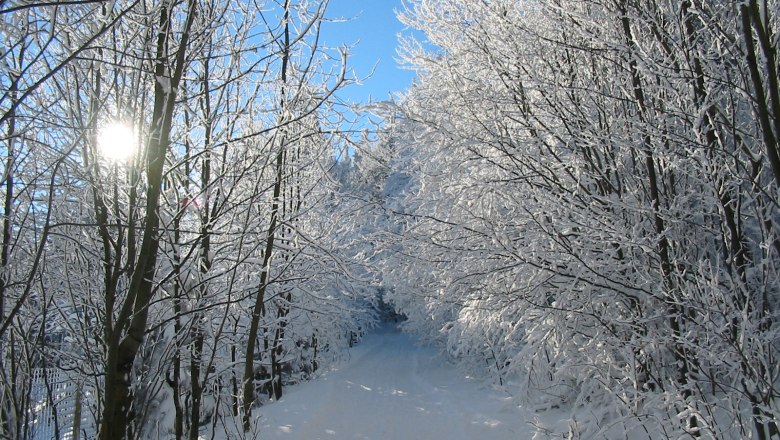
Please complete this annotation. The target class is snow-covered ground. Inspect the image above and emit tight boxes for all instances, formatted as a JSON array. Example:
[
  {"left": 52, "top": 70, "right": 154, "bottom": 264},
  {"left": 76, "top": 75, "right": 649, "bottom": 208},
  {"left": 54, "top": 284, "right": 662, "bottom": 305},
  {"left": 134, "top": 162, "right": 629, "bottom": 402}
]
[{"left": 252, "top": 325, "right": 534, "bottom": 439}]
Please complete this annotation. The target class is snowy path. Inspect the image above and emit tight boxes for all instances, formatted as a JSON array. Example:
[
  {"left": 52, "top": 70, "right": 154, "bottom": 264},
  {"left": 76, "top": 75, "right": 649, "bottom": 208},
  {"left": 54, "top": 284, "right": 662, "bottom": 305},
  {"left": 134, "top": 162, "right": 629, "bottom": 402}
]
[{"left": 257, "top": 325, "right": 534, "bottom": 439}]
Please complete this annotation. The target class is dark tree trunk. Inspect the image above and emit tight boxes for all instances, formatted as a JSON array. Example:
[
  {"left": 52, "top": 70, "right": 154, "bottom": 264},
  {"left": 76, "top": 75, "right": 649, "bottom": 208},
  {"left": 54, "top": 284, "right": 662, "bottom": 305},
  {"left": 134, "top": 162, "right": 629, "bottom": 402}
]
[
  {"left": 98, "top": 2, "right": 196, "bottom": 438},
  {"left": 617, "top": 2, "right": 699, "bottom": 434},
  {"left": 242, "top": 0, "right": 291, "bottom": 432}
]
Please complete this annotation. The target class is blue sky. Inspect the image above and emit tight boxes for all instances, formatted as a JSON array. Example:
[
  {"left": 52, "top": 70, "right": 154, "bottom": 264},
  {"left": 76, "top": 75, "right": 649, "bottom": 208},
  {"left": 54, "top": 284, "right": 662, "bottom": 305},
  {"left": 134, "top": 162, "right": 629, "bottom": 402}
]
[{"left": 321, "top": 0, "right": 419, "bottom": 104}]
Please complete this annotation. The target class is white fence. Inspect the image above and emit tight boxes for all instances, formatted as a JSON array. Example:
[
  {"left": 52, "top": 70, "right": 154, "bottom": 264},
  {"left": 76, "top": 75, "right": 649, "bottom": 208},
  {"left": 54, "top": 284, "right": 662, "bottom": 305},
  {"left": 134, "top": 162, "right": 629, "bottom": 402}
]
[{"left": 27, "top": 368, "right": 88, "bottom": 440}]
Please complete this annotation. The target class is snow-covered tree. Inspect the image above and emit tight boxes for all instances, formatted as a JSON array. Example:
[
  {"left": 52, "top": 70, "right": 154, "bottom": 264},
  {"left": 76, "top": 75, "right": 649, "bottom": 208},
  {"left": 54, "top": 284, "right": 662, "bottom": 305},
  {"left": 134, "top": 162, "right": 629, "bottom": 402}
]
[
  {"left": 1, "top": 1, "right": 379, "bottom": 439},
  {"left": 381, "top": 0, "right": 780, "bottom": 438}
]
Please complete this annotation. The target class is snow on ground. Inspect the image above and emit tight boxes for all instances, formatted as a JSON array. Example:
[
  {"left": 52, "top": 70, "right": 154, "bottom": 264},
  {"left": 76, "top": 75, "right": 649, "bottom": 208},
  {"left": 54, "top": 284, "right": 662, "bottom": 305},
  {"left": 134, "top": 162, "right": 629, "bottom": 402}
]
[{"left": 253, "top": 324, "right": 534, "bottom": 439}]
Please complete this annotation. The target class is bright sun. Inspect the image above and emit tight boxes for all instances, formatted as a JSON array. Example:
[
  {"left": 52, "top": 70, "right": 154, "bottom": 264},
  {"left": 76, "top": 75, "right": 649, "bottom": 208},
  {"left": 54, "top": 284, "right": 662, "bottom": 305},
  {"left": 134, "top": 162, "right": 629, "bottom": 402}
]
[{"left": 98, "top": 122, "right": 136, "bottom": 162}]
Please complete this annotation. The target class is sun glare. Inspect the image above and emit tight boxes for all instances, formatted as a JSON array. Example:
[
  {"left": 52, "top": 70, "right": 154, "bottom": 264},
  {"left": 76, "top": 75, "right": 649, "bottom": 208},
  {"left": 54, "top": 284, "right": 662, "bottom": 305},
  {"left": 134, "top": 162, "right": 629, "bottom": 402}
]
[{"left": 98, "top": 122, "right": 136, "bottom": 162}]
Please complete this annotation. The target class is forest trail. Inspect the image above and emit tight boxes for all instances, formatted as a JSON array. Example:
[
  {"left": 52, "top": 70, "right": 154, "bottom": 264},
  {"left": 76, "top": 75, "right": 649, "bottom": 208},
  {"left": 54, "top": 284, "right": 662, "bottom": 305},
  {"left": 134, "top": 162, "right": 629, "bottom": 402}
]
[{"left": 256, "top": 325, "right": 534, "bottom": 439}]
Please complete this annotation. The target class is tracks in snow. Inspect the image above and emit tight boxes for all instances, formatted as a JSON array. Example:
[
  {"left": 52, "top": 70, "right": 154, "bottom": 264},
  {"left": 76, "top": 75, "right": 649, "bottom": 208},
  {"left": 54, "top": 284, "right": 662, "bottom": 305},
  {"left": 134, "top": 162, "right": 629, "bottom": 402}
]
[{"left": 257, "top": 325, "right": 532, "bottom": 440}]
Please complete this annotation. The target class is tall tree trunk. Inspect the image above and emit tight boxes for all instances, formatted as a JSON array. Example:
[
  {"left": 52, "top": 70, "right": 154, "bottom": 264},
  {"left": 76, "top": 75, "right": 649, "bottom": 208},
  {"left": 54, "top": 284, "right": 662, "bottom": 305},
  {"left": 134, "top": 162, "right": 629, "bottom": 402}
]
[
  {"left": 738, "top": 4, "right": 780, "bottom": 438},
  {"left": 189, "top": 79, "right": 214, "bottom": 438},
  {"left": 0, "top": 52, "right": 19, "bottom": 440},
  {"left": 99, "top": 2, "right": 196, "bottom": 438},
  {"left": 617, "top": 3, "right": 699, "bottom": 434},
  {"left": 171, "top": 197, "right": 186, "bottom": 440},
  {"left": 242, "top": 1, "right": 291, "bottom": 431}
]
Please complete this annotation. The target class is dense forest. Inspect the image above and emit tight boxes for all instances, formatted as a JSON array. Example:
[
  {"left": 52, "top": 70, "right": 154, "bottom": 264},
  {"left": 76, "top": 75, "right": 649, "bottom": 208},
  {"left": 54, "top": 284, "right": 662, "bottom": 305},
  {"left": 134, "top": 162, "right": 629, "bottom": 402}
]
[{"left": 1, "top": 0, "right": 779, "bottom": 439}]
